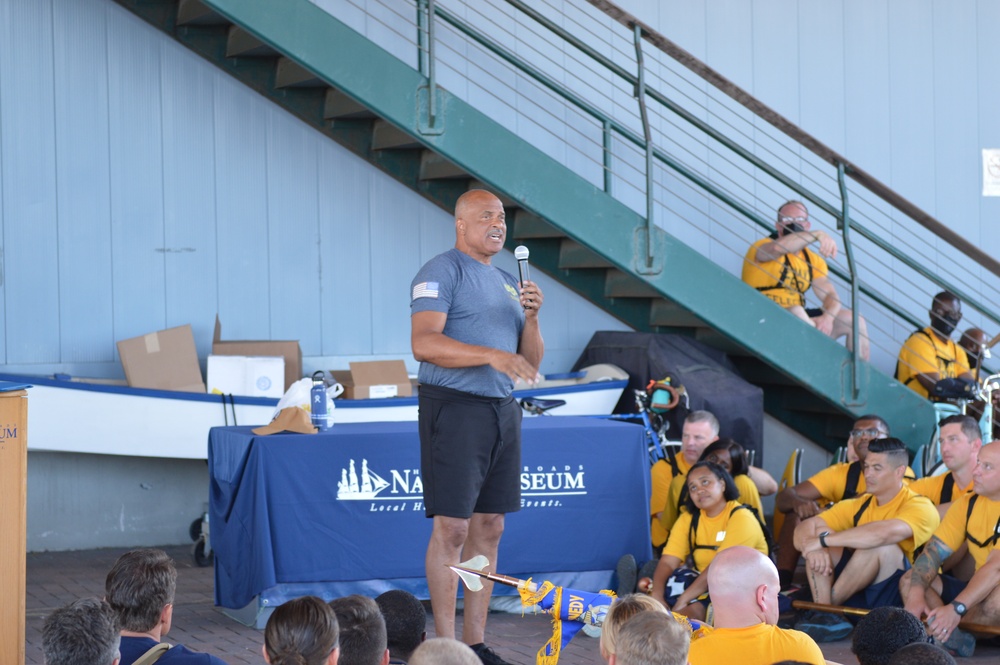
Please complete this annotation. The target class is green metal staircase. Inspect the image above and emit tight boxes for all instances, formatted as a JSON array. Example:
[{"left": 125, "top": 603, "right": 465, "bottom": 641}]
[{"left": 113, "top": 0, "right": 938, "bottom": 452}]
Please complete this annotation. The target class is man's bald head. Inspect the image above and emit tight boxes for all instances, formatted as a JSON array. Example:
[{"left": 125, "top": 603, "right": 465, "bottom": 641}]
[
  {"left": 455, "top": 189, "right": 501, "bottom": 222},
  {"left": 959, "top": 327, "right": 990, "bottom": 368},
  {"left": 707, "top": 546, "right": 780, "bottom": 627}
]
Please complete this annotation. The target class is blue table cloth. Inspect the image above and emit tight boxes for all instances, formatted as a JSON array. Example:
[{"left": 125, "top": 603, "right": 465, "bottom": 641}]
[{"left": 209, "top": 417, "right": 650, "bottom": 609}]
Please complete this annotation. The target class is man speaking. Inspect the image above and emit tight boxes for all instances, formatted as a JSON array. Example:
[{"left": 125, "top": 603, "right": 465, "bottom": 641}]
[{"left": 410, "top": 189, "right": 544, "bottom": 665}]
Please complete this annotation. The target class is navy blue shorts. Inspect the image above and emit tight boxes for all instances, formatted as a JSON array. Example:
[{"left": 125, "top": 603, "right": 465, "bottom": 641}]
[
  {"left": 939, "top": 574, "right": 968, "bottom": 604},
  {"left": 418, "top": 384, "right": 522, "bottom": 519},
  {"left": 835, "top": 548, "right": 909, "bottom": 609}
]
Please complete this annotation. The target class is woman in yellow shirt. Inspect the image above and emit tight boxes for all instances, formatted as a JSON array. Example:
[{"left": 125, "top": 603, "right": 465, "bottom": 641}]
[{"left": 649, "top": 461, "right": 769, "bottom": 622}]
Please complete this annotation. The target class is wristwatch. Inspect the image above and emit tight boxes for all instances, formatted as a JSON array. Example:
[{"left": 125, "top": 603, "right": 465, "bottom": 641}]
[
  {"left": 819, "top": 531, "right": 830, "bottom": 548},
  {"left": 951, "top": 601, "right": 968, "bottom": 616}
]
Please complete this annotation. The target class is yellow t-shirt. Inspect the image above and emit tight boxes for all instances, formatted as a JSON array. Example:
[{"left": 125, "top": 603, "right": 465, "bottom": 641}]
[
  {"left": 934, "top": 493, "right": 1000, "bottom": 571},
  {"left": 897, "top": 327, "right": 971, "bottom": 399},
  {"left": 741, "top": 237, "right": 828, "bottom": 309},
  {"left": 661, "top": 473, "right": 763, "bottom": 534},
  {"left": 909, "top": 471, "right": 974, "bottom": 506},
  {"left": 820, "top": 486, "right": 940, "bottom": 562},
  {"left": 807, "top": 462, "right": 862, "bottom": 505},
  {"left": 663, "top": 500, "right": 768, "bottom": 572},
  {"left": 650, "top": 455, "right": 692, "bottom": 548},
  {"left": 806, "top": 461, "right": 915, "bottom": 505},
  {"left": 688, "top": 623, "right": 825, "bottom": 665}
]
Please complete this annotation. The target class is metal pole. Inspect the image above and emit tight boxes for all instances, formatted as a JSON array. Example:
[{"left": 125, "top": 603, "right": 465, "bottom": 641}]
[
  {"left": 427, "top": 0, "right": 437, "bottom": 127},
  {"left": 838, "top": 161, "right": 861, "bottom": 399},
  {"left": 632, "top": 24, "right": 653, "bottom": 268},
  {"left": 416, "top": 0, "right": 426, "bottom": 76},
  {"left": 602, "top": 120, "right": 613, "bottom": 194}
]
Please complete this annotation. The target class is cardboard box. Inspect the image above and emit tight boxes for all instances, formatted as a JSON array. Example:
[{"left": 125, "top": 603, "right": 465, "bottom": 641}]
[
  {"left": 329, "top": 360, "right": 413, "bottom": 400},
  {"left": 207, "top": 355, "right": 285, "bottom": 398},
  {"left": 117, "top": 324, "right": 206, "bottom": 393},
  {"left": 212, "top": 315, "right": 302, "bottom": 391}
]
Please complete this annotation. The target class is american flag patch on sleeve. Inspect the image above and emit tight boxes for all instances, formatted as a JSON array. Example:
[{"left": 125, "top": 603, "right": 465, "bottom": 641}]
[{"left": 412, "top": 281, "right": 440, "bottom": 299}]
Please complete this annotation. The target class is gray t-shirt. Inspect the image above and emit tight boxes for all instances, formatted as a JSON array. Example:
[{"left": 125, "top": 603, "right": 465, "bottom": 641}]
[{"left": 410, "top": 248, "right": 525, "bottom": 397}]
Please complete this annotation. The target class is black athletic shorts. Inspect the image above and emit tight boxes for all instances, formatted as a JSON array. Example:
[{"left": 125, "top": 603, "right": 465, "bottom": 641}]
[{"left": 418, "top": 383, "right": 522, "bottom": 519}]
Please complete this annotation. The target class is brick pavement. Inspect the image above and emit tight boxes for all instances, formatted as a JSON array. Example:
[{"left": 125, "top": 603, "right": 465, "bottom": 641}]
[{"left": 23, "top": 545, "right": 1000, "bottom": 664}]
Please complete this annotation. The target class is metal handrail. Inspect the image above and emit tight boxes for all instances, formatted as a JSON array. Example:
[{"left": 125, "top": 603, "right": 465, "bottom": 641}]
[
  {"left": 429, "top": 1, "right": 928, "bottom": 333},
  {"left": 587, "top": 0, "right": 1000, "bottom": 280}
]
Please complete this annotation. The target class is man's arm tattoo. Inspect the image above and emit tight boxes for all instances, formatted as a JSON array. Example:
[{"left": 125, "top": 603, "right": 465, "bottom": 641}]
[{"left": 911, "top": 537, "right": 951, "bottom": 589}]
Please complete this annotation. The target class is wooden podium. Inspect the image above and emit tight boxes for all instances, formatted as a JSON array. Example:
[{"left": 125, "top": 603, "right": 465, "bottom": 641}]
[{"left": 0, "top": 389, "right": 27, "bottom": 665}]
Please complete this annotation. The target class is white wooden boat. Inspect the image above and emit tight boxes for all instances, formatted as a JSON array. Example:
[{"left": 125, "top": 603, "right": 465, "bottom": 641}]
[{"left": 5, "top": 364, "right": 627, "bottom": 460}]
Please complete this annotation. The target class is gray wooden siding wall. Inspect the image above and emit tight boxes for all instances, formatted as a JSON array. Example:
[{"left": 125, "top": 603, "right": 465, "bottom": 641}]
[{"left": 0, "top": 0, "right": 627, "bottom": 382}]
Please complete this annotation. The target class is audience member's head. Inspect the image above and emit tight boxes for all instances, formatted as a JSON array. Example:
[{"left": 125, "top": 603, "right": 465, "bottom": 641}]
[
  {"left": 680, "top": 460, "right": 739, "bottom": 514},
  {"left": 706, "top": 546, "right": 780, "bottom": 627},
  {"left": 609, "top": 611, "right": 689, "bottom": 665},
  {"left": 887, "top": 642, "right": 956, "bottom": 665},
  {"left": 700, "top": 438, "right": 750, "bottom": 477},
  {"left": 329, "top": 595, "right": 388, "bottom": 665},
  {"left": 264, "top": 596, "right": 340, "bottom": 665},
  {"left": 851, "top": 606, "right": 927, "bottom": 665},
  {"left": 408, "top": 638, "right": 480, "bottom": 665},
  {"left": 599, "top": 593, "right": 668, "bottom": 661},
  {"left": 42, "top": 597, "right": 121, "bottom": 665},
  {"left": 374, "top": 589, "right": 426, "bottom": 662},
  {"left": 104, "top": 548, "right": 177, "bottom": 635},
  {"left": 959, "top": 327, "right": 990, "bottom": 369}
]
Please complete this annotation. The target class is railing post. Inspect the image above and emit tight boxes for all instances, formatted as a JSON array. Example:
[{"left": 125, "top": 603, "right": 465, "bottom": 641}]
[
  {"left": 603, "top": 119, "right": 613, "bottom": 194},
  {"left": 632, "top": 24, "right": 655, "bottom": 271},
  {"left": 838, "top": 161, "right": 861, "bottom": 400},
  {"left": 417, "top": 0, "right": 441, "bottom": 134}
]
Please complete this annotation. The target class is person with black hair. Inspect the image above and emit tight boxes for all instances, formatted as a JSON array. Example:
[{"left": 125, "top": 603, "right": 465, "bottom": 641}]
[
  {"left": 794, "top": 438, "right": 939, "bottom": 642},
  {"left": 374, "top": 590, "right": 426, "bottom": 665},
  {"left": 263, "top": 596, "right": 340, "bottom": 665},
  {"left": 660, "top": 438, "right": 765, "bottom": 535},
  {"left": 897, "top": 291, "right": 974, "bottom": 400},
  {"left": 887, "top": 642, "right": 956, "bottom": 665},
  {"left": 649, "top": 461, "right": 769, "bottom": 621},
  {"left": 850, "top": 606, "right": 927, "bottom": 665}
]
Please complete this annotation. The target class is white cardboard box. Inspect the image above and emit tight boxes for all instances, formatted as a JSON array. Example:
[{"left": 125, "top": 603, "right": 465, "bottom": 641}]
[{"left": 207, "top": 355, "right": 285, "bottom": 398}]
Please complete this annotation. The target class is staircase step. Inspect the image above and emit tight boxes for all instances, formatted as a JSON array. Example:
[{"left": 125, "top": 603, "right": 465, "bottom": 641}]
[
  {"left": 648, "top": 299, "right": 703, "bottom": 327},
  {"left": 275, "top": 57, "right": 323, "bottom": 88},
  {"left": 419, "top": 152, "right": 468, "bottom": 180},
  {"left": 512, "top": 210, "right": 562, "bottom": 239},
  {"left": 605, "top": 269, "right": 658, "bottom": 298},
  {"left": 177, "top": 0, "right": 227, "bottom": 25},
  {"left": 226, "top": 26, "right": 277, "bottom": 57},
  {"left": 558, "top": 240, "right": 612, "bottom": 269},
  {"left": 372, "top": 120, "right": 423, "bottom": 150},
  {"left": 324, "top": 89, "right": 376, "bottom": 120}
]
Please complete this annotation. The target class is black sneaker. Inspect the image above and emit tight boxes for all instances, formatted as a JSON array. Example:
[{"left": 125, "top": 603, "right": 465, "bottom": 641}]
[
  {"left": 615, "top": 554, "right": 637, "bottom": 596},
  {"left": 794, "top": 610, "right": 853, "bottom": 642},
  {"left": 470, "top": 643, "right": 516, "bottom": 665}
]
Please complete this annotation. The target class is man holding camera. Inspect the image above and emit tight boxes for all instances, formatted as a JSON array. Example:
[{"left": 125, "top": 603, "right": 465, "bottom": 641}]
[{"left": 742, "top": 200, "right": 869, "bottom": 360}]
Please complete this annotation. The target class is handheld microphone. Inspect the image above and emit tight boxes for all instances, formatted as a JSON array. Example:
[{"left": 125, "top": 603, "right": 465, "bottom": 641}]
[{"left": 514, "top": 245, "right": 530, "bottom": 287}]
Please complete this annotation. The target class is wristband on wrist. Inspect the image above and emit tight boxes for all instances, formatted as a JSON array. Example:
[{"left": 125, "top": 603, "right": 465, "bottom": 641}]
[{"left": 819, "top": 531, "right": 830, "bottom": 548}]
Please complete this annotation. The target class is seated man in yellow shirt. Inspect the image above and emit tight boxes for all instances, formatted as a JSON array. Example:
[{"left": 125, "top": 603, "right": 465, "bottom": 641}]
[
  {"left": 794, "top": 438, "right": 940, "bottom": 642},
  {"left": 687, "top": 546, "right": 825, "bottom": 665},
  {"left": 896, "top": 291, "right": 974, "bottom": 400},
  {"left": 910, "top": 414, "right": 981, "bottom": 518},
  {"left": 742, "top": 200, "right": 869, "bottom": 359},
  {"left": 901, "top": 440, "right": 1000, "bottom": 658},
  {"left": 774, "top": 415, "right": 891, "bottom": 587}
]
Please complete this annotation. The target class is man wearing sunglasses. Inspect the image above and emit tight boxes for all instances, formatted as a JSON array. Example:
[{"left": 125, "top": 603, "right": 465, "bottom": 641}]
[{"left": 742, "top": 200, "right": 870, "bottom": 360}]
